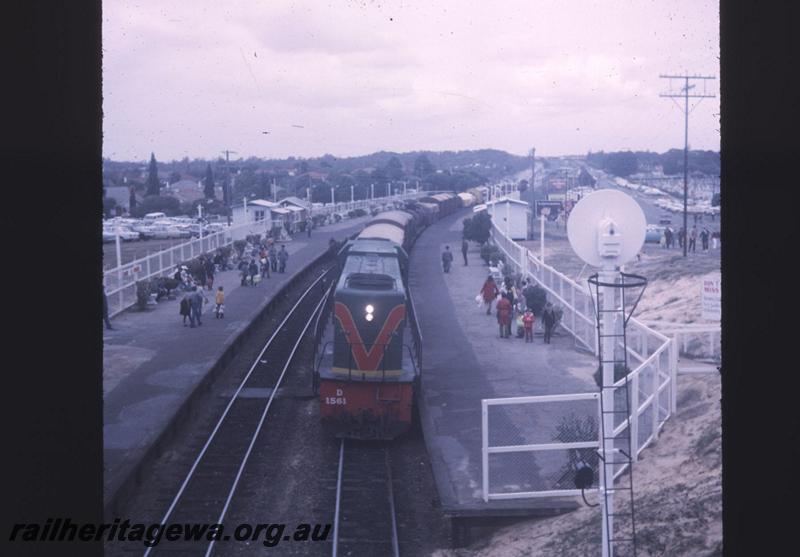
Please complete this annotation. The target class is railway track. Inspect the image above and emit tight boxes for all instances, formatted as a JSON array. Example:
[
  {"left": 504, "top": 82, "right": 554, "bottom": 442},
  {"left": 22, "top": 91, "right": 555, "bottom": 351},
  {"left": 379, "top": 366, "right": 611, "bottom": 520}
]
[
  {"left": 332, "top": 439, "right": 400, "bottom": 557},
  {"left": 142, "top": 266, "right": 335, "bottom": 556}
]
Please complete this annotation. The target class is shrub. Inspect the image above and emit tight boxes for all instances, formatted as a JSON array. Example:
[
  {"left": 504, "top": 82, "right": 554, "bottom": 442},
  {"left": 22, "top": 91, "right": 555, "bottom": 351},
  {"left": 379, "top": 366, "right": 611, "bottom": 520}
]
[
  {"left": 553, "top": 413, "right": 599, "bottom": 488},
  {"left": 593, "top": 363, "right": 631, "bottom": 389},
  {"left": 480, "top": 243, "right": 498, "bottom": 264},
  {"left": 522, "top": 283, "right": 547, "bottom": 316}
]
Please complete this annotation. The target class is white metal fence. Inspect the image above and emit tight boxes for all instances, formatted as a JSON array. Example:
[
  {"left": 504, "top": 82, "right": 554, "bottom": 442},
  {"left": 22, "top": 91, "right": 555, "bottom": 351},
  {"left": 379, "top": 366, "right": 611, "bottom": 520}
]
[
  {"left": 483, "top": 223, "right": 679, "bottom": 499},
  {"left": 482, "top": 393, "right": 601, "bottom": 501},
  {"left": 638, "top": 321, "right": 721, "bottom": 365},
  {"left": 103, "top": 192, "right": 428, "bottom": 318},
  {"left": 103, "top": 219, "right": 275, "bottom": 317}
]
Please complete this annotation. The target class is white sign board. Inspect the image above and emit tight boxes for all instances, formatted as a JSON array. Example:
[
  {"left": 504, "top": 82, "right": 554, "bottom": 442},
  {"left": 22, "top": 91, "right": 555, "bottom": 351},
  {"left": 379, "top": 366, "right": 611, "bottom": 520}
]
[{"left": 701, "top": 272, "right": 721, "bottom": 321}]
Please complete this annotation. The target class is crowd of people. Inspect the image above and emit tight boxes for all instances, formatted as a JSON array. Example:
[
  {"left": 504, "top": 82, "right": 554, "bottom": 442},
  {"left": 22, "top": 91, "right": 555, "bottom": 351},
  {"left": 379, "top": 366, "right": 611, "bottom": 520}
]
[
  {"left": 479, "top": 274, "right": 558, "bottom": 344},
  {"left": 659, "top": 224, "right": 720, "bottom": 252}
]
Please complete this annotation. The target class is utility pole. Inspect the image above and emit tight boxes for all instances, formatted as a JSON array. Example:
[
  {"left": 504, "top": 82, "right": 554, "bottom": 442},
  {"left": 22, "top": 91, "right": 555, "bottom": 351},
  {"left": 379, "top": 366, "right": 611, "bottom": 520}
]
[{"left": 659, "top": 74, "right": 715, "bottom": 257}]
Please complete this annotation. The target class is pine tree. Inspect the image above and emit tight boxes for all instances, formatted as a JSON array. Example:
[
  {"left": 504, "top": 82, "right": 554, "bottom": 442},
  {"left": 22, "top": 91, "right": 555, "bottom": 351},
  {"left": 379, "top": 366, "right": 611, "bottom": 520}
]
[
  {"left": 145, "top": 153, "right": 161, "bottom": 196},
  {"left": 204, "top": 164, "right": 215, "bottom": 199},
  {"left": 129, "top": 185, "right": 137, "bottom": 211}
]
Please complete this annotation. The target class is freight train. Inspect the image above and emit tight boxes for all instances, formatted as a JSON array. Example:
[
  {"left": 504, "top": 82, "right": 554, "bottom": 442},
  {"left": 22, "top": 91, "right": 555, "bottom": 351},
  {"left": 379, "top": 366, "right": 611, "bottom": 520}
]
[{"left": 315, "top": 190, "right": 480, "bottom": 439}]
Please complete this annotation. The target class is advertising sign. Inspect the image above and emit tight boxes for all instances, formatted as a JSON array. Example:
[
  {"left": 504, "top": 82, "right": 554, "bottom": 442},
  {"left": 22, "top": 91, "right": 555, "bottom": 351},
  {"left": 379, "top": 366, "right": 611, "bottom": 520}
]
[
  {"left": 701, "top": 272, "right": 721, "bottom": 321},
  {"left": 535, "top": 200, "right": 563, "bottom": 216}
]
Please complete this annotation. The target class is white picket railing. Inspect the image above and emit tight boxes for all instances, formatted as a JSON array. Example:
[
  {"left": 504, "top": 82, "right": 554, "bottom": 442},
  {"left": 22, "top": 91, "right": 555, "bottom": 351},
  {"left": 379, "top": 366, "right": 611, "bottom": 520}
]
[
  {"left": 103, "top": 191, "right": 428, "bottom": 318},
  {"left": 483, "top": 224, "right": 679, "bottom": 499},
  {"left": 103, "top": 219, "right": 275, "bottom": 317}
]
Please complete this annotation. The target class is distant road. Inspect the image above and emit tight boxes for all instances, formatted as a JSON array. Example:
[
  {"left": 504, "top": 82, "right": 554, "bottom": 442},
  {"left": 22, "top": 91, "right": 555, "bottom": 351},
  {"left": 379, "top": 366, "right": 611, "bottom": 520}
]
[{"left": 591, "top": 170, "right": 719, "bottom": 231}]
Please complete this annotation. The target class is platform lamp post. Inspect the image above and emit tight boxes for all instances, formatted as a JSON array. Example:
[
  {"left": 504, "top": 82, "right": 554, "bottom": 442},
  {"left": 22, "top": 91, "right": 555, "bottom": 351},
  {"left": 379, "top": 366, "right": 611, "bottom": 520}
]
[
  {"left": 331, "top": 185, "right": 335, "bottom": 207},
  {"left": 540, "top": 207, "right": 549, "bottom": 268},
  {"left": 350, "top": 185, "right": 354, "bottom": 206},
  {"left": 371, "top": 183, "right": 374, "bottom": 201},
  {"left": 114, "top": 222, "right": 123, "bottom": 310},
  {"left": 197, "top": 204, "right": 203, "bottom": 243}
]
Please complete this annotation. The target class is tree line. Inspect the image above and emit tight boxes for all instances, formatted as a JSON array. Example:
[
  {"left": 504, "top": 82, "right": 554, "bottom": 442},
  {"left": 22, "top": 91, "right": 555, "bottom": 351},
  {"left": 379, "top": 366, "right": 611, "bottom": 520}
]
[{"left": 585, "top": 149, "right": 719, "bottom": 177}]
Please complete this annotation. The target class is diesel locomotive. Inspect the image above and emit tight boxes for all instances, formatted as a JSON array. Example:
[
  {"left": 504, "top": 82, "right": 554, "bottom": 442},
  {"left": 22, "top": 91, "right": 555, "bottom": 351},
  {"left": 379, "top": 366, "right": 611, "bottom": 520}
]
[{"left": 315, "top": 191, "right": 478, "bottom": 439}]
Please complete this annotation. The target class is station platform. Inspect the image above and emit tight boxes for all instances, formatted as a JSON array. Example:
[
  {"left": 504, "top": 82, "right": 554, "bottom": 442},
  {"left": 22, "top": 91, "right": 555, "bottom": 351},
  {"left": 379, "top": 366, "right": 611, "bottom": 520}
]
[
  {"left": 102, "top": 217, "right": 371, "bottom": 517},
  {"left": 409, "top": 210, "right": 599, "bottom": 518}
]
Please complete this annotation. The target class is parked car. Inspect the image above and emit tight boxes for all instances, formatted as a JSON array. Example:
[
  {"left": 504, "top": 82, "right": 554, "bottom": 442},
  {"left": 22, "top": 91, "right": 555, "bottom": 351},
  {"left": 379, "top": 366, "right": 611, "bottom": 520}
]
[{"left": 117, "top": 227, "right": 141, "bottom": 241}]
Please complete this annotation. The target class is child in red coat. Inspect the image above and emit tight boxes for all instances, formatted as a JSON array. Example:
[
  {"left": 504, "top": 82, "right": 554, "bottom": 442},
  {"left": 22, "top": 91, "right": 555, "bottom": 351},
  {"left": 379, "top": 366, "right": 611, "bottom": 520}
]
[{"left": 523, "top": 309, "right": 535, "bottom": 343}]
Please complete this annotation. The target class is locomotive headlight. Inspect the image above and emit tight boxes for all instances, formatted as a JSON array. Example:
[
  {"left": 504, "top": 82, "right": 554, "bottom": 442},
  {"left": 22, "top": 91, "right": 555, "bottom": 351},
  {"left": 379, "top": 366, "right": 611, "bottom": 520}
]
[
  {"left": 365, "top": 313, "right": 374, "bottom": 322},
  {"left": 365, "top": 304, "right": 374, "bottom": 314},
  {"left": 365, "top": 304, "right": 375, "bottom": 321}
]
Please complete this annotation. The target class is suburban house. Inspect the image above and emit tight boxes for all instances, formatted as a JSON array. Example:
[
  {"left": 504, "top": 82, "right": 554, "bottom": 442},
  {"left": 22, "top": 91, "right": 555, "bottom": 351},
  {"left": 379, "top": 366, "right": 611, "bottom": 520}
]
[
  {"left": 163, "top": 179, "right": 223, "bottom": 204},
  {"left": 104, "top": 185, "right": 133, "bottom": 215}
]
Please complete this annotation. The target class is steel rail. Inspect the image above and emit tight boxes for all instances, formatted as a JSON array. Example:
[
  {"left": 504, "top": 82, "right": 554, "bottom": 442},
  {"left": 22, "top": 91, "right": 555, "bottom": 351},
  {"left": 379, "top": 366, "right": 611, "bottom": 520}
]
[
  {"left": 331, "top": 441, "right": 400, "bottom": 557},
  {"left": 331, "top": 440, "right": 344, "bottom": 557},
  {"left": 204, "top": 284, "right": 333, "bottom": 556},
  {"left": 143, "top": 268, "right": 332, "bottom": 557}
]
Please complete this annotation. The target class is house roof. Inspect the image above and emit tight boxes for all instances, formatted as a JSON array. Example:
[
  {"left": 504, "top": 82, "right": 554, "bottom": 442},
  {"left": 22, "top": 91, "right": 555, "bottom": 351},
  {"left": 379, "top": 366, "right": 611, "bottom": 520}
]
[
  {"left": 280, "top": 196, "right": 310, "bottom": 208},
  {"left": 284, "top": 205, "right": 305, "bottom": 212},
  {"left": 248, "top": 199, "right": 279, "bottom": 208},
  {"left": 271, "top": 207, "right": 292, "bottom": 215},
  {"left": 486, "top": 198, "right": 529, "bottom": 208}
]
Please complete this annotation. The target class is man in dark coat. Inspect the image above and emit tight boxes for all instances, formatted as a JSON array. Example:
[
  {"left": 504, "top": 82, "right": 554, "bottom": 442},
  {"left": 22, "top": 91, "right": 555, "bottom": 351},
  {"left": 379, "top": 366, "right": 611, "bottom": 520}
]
[
  {"left": 189, "top": 286, "right": 206, "bottom": 327},
  {"left": 542, "top": 302, "right": 557, "bottom": 344},
  {"left": 248, "top": 260, "right": 259, "bottom": 285},
  {"left": 269, "top": 245, "right": 278, "bottom": 272},
  {"left": 461, "top": 238, "right": 469, "bottom": 265},
  {"left": 441, "top": 246, "right": 454, "bottom": 273},
  {"left": 278, "top": 245, "right": 289, "bottom": 273}
]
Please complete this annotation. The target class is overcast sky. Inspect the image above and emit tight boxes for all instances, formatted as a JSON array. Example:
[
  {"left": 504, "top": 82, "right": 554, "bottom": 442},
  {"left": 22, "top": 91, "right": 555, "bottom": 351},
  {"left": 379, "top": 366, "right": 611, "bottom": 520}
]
[{"left": 102, "top": 0, "right": 719, "bottom": 162}]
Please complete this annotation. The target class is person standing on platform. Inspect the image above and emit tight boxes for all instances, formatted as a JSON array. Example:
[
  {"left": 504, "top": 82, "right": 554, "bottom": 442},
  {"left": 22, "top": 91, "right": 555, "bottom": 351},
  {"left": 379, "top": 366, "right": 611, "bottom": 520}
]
[
  {"left": 480, "top": 275, "right": 499, "bottom": 315},
  {"left": 542, "top": 302, "right": 557, "bottom": 344},
  {"left": 678, "top": 227, "right": 685, "bottom": 250},
  {"left": 248, "top": 259, "right": 258, "bottom": 285},
  {"left": 689, "top": 225, "right": 698, "bottom": 253},
  {"left": 205, "top": 258, "right": 215, "bottom": 290},
  {"left": 665, "top": 227, "right": 674, "bottom": 249},
  {"left": 461, "top": 238, "right": 469, "bottom": 266},
  {"left": 523, "top": 308, "right": 535, "bottom": 343},
  {"left": 269, "top": 244, "right": 278, "bottom": 272},
  {"left": 179, "top": 292, "right": 191, "bottom": 326},
  {"left": 496, "top": 293, "right": 512, "bottom": 338},
  {"left": 700, "top": 227, "right": 710, "bottom": 251},
  {"left": 260, "top": 253, "right": 270, "bottom": 279},
  {"left": 102, "top": 286, "right": 113, "bottom": 330},
  {"left": 307, "top": 220, "right": 312, "bottom": 237},
  {"left": 189, "top": 286, "right": 206, "bottom": 328},
  {"left": 278, "top": 245, "right": 289, "bottom": 273},
  {"left": 441, "top": 245, "right": 453, "bottom": 273},
  {"left": 215, "top": 286, "right": 225, "bottom": 319}
]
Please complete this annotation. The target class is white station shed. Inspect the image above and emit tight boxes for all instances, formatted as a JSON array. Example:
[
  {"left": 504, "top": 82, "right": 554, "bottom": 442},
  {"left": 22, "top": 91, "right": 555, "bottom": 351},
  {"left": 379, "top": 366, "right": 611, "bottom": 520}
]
[{"left": 480, "top": 197, "right": 529, "bottom": 240}]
